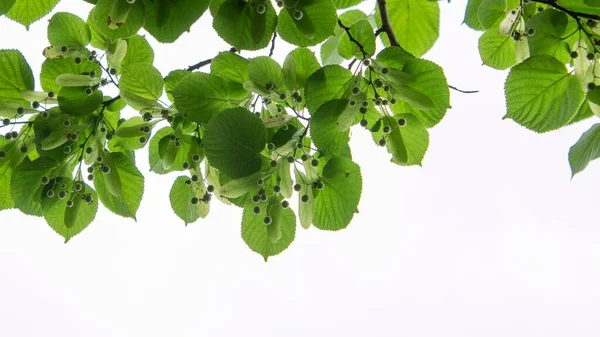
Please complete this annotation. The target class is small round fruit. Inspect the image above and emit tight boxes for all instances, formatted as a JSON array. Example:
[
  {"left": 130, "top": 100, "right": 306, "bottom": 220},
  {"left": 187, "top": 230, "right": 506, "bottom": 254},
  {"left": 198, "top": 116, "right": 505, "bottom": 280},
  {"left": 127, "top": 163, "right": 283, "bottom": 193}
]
[
  {"left": 74, "top": 57, "right": 82, "bottom": 64},
  {"left": 359, "top": 106, "right": 367, "bottom": 114},
  {"left": 257, "top": 178, "right": 264, "bottom": 186},
  {"left": 256, "top": 4, "right": 266, "bottom": 14},
  {"left": 87, "top": 174, "right": 94, "bottom": 181},
  {"left": 110, "top": 68, "right": 118, "bottom": 75},
  {"left": 58, "top": 190, "right": 67, "bottom": 199},
  {"left": 383, "top": 125, "right": 391, "bottom": 134},
  {"left": 192, "top": 154, "right": 201, "bottom": 162},
  {"left": 2, "top": 118, "right": 10, "bottom": 126},
  {"left": 74, "top": 182, "right": 83, "bottom": 192},
  {"left": 390, "top": 98, "right": 397, "bottom": 105},
  {"left": 66, "top": 200, "right": 74, "bottom": 208},
  {"left": 570, "top": 51, "right": 579, "bottom": 59},
  {"left": 47, "top": 190, "right": 55, "bottom": 198},
  {"left": 301, "top": 154, "right": 309, "bottom": 161},
  {"left": 185, "top": 179, "right": 192, "bottom": 186},
  {"left": 96, "top": 156, "right": 103, "bottom": 163},
  {"left": 207, "top": 185, "right": 215, "bottom": 193},
  {"left": 85, "top": 88, "right": 93, "bottom": 95},
  {"left": 63, "top": 145, "right": 71, "bottom": 154},
  {"left": 252, "top": 194, "right": 261, "bottom": 203},
  {"left": 381, "top": 67, "right": 389, "bottom": 74},
  {"left": 293, "top": 10, "right": 303, "bottom": 20},
  {"left": 11, "top": 131, "right": 18, "bottom": 138},
  {"left": 41, "top": 111, "right": 49, "bottom": 119},
  {"left": 397, "top": 118, "right": 407, "bottom": 127},
  {"left": 287, "top": 156, "right": 295, "bottom": 163},
  {"left": 301, "top": 194, "right": 309, "bottom": 202},
  {"left": 264, "top": 216, "right": 272, "bottom": 224},
  {"left": 60, "top": 46, "right": 69, "bottom": 53},
  {"left": 316, "top": 181, "right": 324, "bottom": 190},
  {"left": 32, "top": 101, "right": 40, "bottom": 109},
  {"left": 253, "top": 205, "right": 261, "bottom": 214},
  {"left": 87, "top": 166, "right": 94, "bottom": 174},
  {"left": 16, "top": 107, "right": 24, "bottom": 114},
  {"left": 527, "top": 27, "right": 535, "bottom": 36},
  {"left": 351, "top": 86, "right": 360, "bottom": 95},
  {"left": 349, "top": 100, "right": 356, "bottom": 107},
  {"left": 281, "top": 200, "right": 290, "bottom": 208},
  {"left": 294, "top": 184, "right": 301, "bottom": 192},
  {"left": 360, "top": 119, "right": 368, "bottom": 127},
  {"left": 191, "top": 197, "right": 199, "bottom": 205},
  {"left": 0, "top": 151, "right": 6, "bottom": 159},
  {"left": 267, "top": 143, "right": 275, "bottom": 151},
  {"left": 277, "top": 0, "right": 284, "bottom": 7},
  {"left": 260, "top": 194, "right": 268, "bottom": 202},
  {"left": 20, "top": 144, "right": 27, "bottom": 153},
  {"left": 84, "top": 195, "right": 93, "bottom": 203},
  {"left": 273, "top": 185, "right": 281, "bottom": 193},
  {"left": 86, "top": 147, "right": 93, "bottom": 154},
  {"left": 138, "top": 136, "right": 146, "bottom": 143},
  {"left": 588, "top": 53, "right": 596, "bottom": 60},
  {"left": 378, "top": 138, "right": 387, "bottom": 147},
  {"left": 310, "top": 159, "right": 319, "bottom": 167},
  {"left": 363, "top": 59, "right": 371, "bottom": 66},
  {"left": 41, "top": 176, "right": 50, "bottom": 185},
  {"left": 588, "top": 82, "right": 596, "bottom": 91},
  {"left": 362, "top": 100, "right": 369, "bottom": 107},
  {"left": 191, "top": 175, "right": 199, "bottom": 182},
  {"left": 89, "top": 71, "right": 96, "bottom": 78},
  {"left": 270, "top": 160, "right": 278, "bottom": 168},
  {"left": 102, "top": 165, "right": 111, "bottom": 174}
]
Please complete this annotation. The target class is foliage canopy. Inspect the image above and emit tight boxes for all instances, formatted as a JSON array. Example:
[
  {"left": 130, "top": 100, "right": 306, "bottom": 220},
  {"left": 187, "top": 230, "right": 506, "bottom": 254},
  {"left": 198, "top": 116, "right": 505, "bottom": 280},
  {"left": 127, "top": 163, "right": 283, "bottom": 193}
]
[{"left": 1, "top": 0, "right": 599, "bottom": 259}]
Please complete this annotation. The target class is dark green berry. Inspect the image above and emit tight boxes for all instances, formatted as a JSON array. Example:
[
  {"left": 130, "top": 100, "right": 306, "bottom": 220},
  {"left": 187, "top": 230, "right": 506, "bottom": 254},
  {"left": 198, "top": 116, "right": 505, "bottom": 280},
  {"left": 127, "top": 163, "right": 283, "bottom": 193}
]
[
  {"left": 570, "top": 51, "right": 579, "bottom": 59},
  {"left": 398, "top": 118, "right": 407, "bottom": 126},
  {"left": 281, "top": 200, "right": 289, "bottom": 208},
  {"left": 252, "top": 194, "right": 261, "bottom": 203},
  {"left": 138, "top": 136, "right": 146, "bottom": 143},
  {"left": 351, "top": 86, "right": 360, "bottom": 95},
  {"left": 273, "top": 185, "right": 281, "bottom": 193},
  {"left": 264, "top": 216, "right": 272, "bottom": 224},
  {"left": 316, "top": 181, "right": 324, "bottom": 190},
  {"left": 183, "top": 162, "right": 190, "bottom": 170},
  {"left": 60, "top": 46, "right": 69, "bottom": 53},
  {"left": 588, "top": 53, "right": 596, "bottom": 60},
  {"left": 301, "top": 154, "right": 309, "bottom": 161},
  {"left": 74, "top": 182, "right": 83, "bottom": 192},
  {"left": 0, "top": 150, "right": 6, "bottom": 159},
  {"left": 270, "top": 160, "right": 278, "bottom": 168},
  {"left": 191, "top": 175, "right": 199, "bottom": 182},
  {"left": 287, "top": 156, "right": 295, "bottom": 163},
  {"left": 381, "top": 67, "right": 389, "bottom": 74},
  {"left": 257, "top": 178, "right": 264, "bottom": 186},
  {"left": 383, "top": 125, "right": 391, "bottom": 134},
  {"left": 192, "top": 154, "right": 201, "bottom": 162},
  {"left": 293, "top": 183, "right": 301, "bottom": 192},
  {"left": 85, "top": 88, "right": 93, "bottom": 95},
  {"left": 41, "top": 111, "right": 49, "bottom": 119},
  {"left": 301, "top": 194, "right": 309, "bottom": 202},
  {"left": 47, "top": 190, "right": 55, "bottom": 198},
  {"left": 110, "top": 68, "right": 117, "bottom": 75},
  {"left": 19, "top": 144, "right": 27, "bottom": 153},
  {"left": 87, "top": 174, "right": 94, "bottom": 181},
  {"left": 206, "top": 185, "right": 215, "bottom": 193},
  {"left": 191, "top": 197, "right": 199, "bottom": 205},
  {"left": 58, "top": 190, "right": 67, "bottom": 199},
  {"left": 267, "top": 143, "right": 275, "bottom": 151},
  {"left": 253, "top": 205, "right": 261, "bottom": 214},
  {"left": 378, "top": 138, "right": 387, "bottom": 147},
  {"left": 63, "top": 145, "right": 71, "bottom": 154},
  {"left": 362, "top": 100, "right": 369, "bottom": 107},
  {"left": 16, "top": 107, "right": 24, "bottom": 114},
  {"left": 41, "top": 176, "right": 50, "bottom": 185},
  {"left": 527, "top": 28, "right": 535, "bottom": 36},
  {"left": 360, "top": 119, "right": 368, "bottom": 127},
  {"left": 87, "top": 166, "right": 94, "bottom": 174},
  {"left": 260, "top": 194, "right": 268, "bottom": 202},
  {"left": 102, "top": 165, "right": 111, "bottom": 174},
  {"left": 66, "top": 200, "right": 74, "bottom": 208},
  {"left": 359, "top": 106, "right": 367, "bottom": 114},
  {"left": 32, "top": 101, "right": 40, "bottom": 109},
  {"left": 588, "top": 82, "right": 596, "bottom": 91},
  {"left": 310, "top": 159, "right": 319, "bottom": 167}
]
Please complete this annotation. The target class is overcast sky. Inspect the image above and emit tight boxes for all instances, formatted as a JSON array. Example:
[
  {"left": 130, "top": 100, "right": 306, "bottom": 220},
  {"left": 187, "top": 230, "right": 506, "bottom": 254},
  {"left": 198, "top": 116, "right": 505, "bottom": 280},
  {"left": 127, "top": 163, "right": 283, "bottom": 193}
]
[{"left": 1, "top": 1, "right": 600, "bottom": 336}]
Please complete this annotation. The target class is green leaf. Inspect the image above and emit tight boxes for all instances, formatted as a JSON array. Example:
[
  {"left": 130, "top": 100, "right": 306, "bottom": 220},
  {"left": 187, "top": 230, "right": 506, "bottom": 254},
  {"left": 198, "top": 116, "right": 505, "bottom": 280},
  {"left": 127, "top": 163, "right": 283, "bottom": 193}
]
[
  {"left": 283, "top": 48, "right": 321, "bottom": 91},
  {"left": 164, "top": 69, "right": 189, "bottom": 103},
  {"left": 504, "top": 55, "right": 585, "bottom": 132},
  {"left": 0, "top": 136, "right": 14, "bottom": 210},
  {"left": 477, "top": 0, "right": 511, "bottom": 29},
  {"left": 57, "top": 86, "right": 103, "bottom": 117},
  {"left": 204, "top": 107, "right": 267, "bottom": 179},
  {"left": 121, "top": 35, "right": 154, "bottom": 68},
  {"left": 295, "top": 170, "right": 313, "bottom": 229},
  {"left": 41, "top": 178, "right": 98, "bottom": 242},
  {"left": 170, "top": 176, "right": 209, "bottom": 225},
  {"left": 0, "top": 0, "right": 16, "bottom": 16},
  {"left": 304, "top": 64, "right": 354, "bottom": 114},
  {"left": 210, "top": 51, "right": 250, "bottom": 85},
  {"left": 110, "top": 116, "right": 150, "bottom": 151},
  {"left": 338, "top": 19, "right": 376, "bottom": 60},
  {"left": 333, "top": 0, "right": 364, "bottom": 8},
  {"left": 148, "top": 127, "right": 192, "bottom": 174},
  {"left": 248, "top": 56, "right": 285, "bottom": 94},
  {"left": 91, "top": 0, "right": 146, "bottom": 40},
  {"left": 11, "top": 157, "right": 57, "bottom": 216},
  {"left": 390, "top": 58, "right": 450, "bottom": 128},
  {"left": 172, "top": 72, "right": 234, "bottom": 124},
  {"left": 375, "top": 113, "right": 429, "bottom": 166},
  {"left": 212, "top": 0, "right": 277, "bottom": 50},
  {"left": 94, "top": 152, "right": 144, "bottom": 219},
  {"left": 376, "top": 46, "right": 415, "bottom": 69},
  {"left": 478, "top": 26, "right": 518, "bottom": 70},
  {"left": 142, "top": 0, "right": 211, "bottom": 43},
  {"left": 310, "top": 99, "right": 350, "bottom": 155},
  {"left": 5, "top": 0, "right": 59, "bottom": 28},
  {"left": 464, "top": 0, "right": 484, "bottom": 30},
  {"left": 0, "top": 50, "right": 35, "bottom": 105},
  {"left": 119, "top": 63, "right": 163, "bottom": 110},
  {"left": 375, "top": 0, "right": 439, "bottom": 57},
  {"left": 47, "top": 12, "right": 91, "bottom": 48},
  {"left": 527, "top": 8, "right": 577, "bottom": 64},
  {"left": 313, "top": 156, "right": 362, "bottom": 231},
  {"left": 40, "top": 57, "right": 101, "bottom": 94},
  {"left": 277, "top": 0, "right": 337, "bottom": 47},
  {"left": 241, "top": 200, "right": 296, "bottom": 261},
  {"left": 569, "top": 123, "right": 600, "bottom": 176}
]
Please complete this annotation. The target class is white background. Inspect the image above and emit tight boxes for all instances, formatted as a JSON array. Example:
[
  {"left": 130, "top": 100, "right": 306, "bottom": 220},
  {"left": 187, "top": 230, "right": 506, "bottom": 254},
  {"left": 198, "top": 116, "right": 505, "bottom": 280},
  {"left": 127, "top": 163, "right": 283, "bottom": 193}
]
[{"left": 1, "top": 1, "right": 600, "bottom": 336}]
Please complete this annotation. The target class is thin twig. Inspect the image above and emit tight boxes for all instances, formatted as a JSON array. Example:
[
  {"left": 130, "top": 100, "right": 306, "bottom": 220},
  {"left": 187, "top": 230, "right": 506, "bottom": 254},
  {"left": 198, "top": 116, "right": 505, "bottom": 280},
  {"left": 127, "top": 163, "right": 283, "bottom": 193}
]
[
  {"left": 449, "top": 85, "right": 479, "bottom": 94},
  {"left": 268, "top": 32, "right": 277, "bottom": 57},
  {"left": 186, "top": 58, "right": 212, "bottom": 72},
  {"left": 376, "top": 0, "right": 400, "bottom": 47},
  {"left": 337, "top": 19, "right": 367, "bottom": 59},
  {"left": 530, "top": 0, "right": 600, "bottom": 21}
]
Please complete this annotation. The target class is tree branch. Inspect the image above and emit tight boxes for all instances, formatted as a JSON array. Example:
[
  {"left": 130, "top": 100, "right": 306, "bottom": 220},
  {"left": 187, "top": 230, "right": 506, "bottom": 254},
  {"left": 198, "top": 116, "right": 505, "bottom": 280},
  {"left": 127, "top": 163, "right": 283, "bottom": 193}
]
[
  {"left": 186, "top": 58, "right": 213, "bottom": 72},
  {"left": 449, "top": 85, "right": 479, "bottom": 94},
  {"left": 337, "top": 19, "right": 367, "bottom": 58},
  {"left": 268, "top": 32, "right": 277, "bottom": 57},
  {"left": 376, "top": 0, "right": 400, "bottom": 47},
  {"left": 530, "top": 0, "right": 600, "bottom": 21}
]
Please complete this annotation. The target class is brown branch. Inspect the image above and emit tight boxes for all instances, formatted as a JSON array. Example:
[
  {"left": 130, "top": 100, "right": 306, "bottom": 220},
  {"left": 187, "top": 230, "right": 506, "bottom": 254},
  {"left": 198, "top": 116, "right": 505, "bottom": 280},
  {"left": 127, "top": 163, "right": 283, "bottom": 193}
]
[
  {"left": 449, "top": 85, "right": 479, "bottom": 94},
  {"left": 268, "top": 32, "right": 277, "bottom": 57},
  {"left": 530, "top": 0, "right": 600, "bottom": 21},
  {"left": 186, "top": 58, "right": 212, "bottom": 72},
  {"left": 337, "top": 19, "right": 367, "bottom": 58},
  {"left": 376, "top": 0, "right": 400, "bottom": 47}
]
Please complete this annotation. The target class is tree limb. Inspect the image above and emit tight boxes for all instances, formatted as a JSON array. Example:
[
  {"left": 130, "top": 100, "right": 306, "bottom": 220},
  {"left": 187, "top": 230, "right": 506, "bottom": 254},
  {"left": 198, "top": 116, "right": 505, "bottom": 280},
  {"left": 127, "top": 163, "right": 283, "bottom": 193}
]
[{"left": 376, "top": 0, "right": 400, "bottom": 47}]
